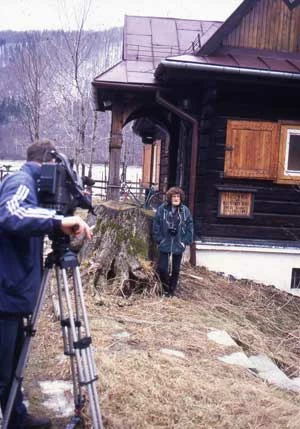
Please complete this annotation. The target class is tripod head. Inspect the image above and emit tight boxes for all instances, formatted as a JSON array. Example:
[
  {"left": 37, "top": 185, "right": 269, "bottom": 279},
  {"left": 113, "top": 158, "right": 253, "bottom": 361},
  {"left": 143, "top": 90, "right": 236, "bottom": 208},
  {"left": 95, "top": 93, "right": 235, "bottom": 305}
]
[{"left": 46, "top": 231, "right": 79, "bottom": 270}]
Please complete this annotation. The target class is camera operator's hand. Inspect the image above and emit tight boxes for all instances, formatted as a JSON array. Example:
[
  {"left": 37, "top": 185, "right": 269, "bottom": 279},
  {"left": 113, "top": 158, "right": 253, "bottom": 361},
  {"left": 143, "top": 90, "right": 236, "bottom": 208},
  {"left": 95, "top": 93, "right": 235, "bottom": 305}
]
[{"left": 60, "top": 216, "right": 93, "bottom": 239}]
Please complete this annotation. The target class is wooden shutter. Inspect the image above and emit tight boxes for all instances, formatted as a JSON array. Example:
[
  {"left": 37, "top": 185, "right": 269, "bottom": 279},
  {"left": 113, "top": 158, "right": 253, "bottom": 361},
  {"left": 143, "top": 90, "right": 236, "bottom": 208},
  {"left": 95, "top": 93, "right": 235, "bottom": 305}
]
[
  {"left": 142, "top": 144, "right": 152, "bottom": 187},
  {"left": 224, "top": 120, "right": 279, "bottom": 179},
  {"left": 142, "top": 140, "right": 161, "bottom": 187},
  {"left": 153, "top": 140, "right": 161, "bottom": 185}
]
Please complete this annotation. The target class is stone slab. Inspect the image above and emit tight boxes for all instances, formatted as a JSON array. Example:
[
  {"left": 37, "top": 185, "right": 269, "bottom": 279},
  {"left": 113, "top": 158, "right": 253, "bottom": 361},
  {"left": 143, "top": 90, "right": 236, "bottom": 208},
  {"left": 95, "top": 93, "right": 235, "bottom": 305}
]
[
  {"left": 218, "top": 351, "right": 255, "bottom": 368},
  {"left": 207, "top": 329, "right": 239, "bottom": 347}
]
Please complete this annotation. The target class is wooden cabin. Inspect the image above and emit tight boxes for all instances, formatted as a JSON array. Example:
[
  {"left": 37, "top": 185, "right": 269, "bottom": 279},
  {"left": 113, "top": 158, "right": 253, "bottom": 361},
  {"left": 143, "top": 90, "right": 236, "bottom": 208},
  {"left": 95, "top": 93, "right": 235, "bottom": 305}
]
[{"left": 92, "top": 0, "right": 300, "bottom": 295}]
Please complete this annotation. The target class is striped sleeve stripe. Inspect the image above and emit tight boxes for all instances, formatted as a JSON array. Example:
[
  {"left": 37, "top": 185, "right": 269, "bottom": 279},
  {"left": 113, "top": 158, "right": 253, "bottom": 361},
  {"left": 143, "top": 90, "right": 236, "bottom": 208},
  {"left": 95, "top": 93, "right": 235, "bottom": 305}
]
[
  {"left": 25, "top": 207, "right": 57, "bottom": 217},
  {"left": 16, "top": 207, "right": 56, "bottom": 219},
  {"left": 6, "top": 184, "right": 56, "bottom": 220},
  {"left": 7, "top": 184, "right": 30, "bottom": 214}
]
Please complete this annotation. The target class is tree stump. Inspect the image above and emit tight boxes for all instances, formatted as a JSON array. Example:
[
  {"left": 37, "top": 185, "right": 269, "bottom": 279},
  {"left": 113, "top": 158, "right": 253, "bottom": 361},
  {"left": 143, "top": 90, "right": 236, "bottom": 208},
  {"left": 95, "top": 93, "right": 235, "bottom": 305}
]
[{"left": 79, "top": 200, "right": 160, "bottom": 298}]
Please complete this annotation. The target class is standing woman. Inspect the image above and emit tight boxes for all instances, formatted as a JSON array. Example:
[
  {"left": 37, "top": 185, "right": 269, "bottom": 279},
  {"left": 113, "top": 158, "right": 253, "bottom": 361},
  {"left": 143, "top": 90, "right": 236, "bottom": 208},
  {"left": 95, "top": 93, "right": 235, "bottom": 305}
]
[{"left": 152, "top": 187, "right": 194, "bottom": 297}]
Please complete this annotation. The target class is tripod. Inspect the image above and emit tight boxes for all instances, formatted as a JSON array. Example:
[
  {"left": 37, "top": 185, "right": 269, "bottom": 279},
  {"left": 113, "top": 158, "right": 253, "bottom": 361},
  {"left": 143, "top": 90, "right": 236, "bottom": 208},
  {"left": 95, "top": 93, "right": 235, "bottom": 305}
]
[{"left": 2, "top": 233, "right": 104, "bottom": 429}]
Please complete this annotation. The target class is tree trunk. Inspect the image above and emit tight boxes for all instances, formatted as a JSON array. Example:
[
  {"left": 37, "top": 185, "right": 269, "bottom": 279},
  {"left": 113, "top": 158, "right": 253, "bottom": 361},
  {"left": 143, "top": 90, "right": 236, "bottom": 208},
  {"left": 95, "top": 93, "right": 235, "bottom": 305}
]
[{"left": 79, "top": 201, "right": 160, "bottom": 298}]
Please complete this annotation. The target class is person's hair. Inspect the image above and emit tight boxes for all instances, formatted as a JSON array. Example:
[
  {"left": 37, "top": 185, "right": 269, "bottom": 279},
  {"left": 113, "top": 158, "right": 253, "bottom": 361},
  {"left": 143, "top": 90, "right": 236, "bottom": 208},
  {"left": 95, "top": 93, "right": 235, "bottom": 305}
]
[
  {"left": 166, "top": 186, "right": 185, "bottom": 204},
  {"left": 26, "top": 139, "right": 56, "bottom": 163}
]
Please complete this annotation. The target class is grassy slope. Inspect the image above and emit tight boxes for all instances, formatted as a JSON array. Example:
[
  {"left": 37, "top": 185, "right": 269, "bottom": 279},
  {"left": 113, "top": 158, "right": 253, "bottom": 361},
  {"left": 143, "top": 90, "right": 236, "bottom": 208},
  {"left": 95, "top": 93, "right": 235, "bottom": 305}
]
[{"left": 25, "top": 264, "right": 300, "bottom": 429}]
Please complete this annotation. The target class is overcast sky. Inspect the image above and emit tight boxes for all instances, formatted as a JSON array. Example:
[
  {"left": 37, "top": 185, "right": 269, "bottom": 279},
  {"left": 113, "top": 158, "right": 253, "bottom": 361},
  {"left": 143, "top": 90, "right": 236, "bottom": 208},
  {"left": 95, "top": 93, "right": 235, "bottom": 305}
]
[{"left": 0, "top": 0, "right": 242, "bottom": 31}]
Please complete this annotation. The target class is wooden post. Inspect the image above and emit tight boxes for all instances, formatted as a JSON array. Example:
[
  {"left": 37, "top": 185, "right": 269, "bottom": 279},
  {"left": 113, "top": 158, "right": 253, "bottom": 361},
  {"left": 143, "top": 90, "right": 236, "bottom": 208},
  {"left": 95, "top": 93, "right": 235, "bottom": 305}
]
[{"left": 107, "top": 105, "right": 124, "bottom": 200}]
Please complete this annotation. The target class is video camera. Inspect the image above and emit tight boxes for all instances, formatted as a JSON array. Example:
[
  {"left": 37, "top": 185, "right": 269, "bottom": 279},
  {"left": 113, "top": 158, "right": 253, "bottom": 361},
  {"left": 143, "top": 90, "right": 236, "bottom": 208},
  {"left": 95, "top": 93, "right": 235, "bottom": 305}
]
[
  {"left": 37, "top": 151, "right": 93, "bottom": 216},
  {"left": 168, "top": 224, "right": 178, "bottom": 236},
  {"left": 166, "top": 212, "right": 179, "bottom": 236}
]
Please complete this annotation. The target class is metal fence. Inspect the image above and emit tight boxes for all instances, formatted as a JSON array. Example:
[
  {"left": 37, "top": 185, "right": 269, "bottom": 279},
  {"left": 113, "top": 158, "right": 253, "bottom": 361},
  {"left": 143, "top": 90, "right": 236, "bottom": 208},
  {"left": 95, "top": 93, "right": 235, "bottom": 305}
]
[
  {"left": 91, "top": 179, "right": 108, "bottom": 200},
  {"left": 0, "top": 165, "right": 17, "bottom": 181},
  {"left": 0, "top": 167, "right": 145, "bottom": 204},
  {"left": 92, "top": 179, "right": 145, "bottom": 202}
]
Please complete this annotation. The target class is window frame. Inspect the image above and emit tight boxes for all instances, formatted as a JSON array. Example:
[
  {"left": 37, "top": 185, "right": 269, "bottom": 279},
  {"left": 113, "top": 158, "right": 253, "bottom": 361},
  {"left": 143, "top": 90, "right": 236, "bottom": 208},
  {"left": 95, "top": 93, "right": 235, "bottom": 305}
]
[
  {"left": 291, "top": 268, "right": 300, "bottom": 289},
  {"left": 277, "top": 122, "right": 300, "bottom": 184}
]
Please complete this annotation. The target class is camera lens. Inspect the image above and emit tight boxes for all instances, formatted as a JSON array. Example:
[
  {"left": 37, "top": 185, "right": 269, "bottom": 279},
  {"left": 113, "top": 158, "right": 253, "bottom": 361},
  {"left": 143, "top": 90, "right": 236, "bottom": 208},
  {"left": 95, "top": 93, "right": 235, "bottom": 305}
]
[{"left": 168, "top": 225, "right": 177, "bottom": 236}]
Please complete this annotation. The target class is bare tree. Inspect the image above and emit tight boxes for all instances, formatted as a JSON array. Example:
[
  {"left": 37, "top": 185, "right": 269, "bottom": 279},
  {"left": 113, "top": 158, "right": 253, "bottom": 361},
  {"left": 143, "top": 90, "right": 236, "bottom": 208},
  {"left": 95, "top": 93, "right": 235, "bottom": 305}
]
[
  {"left": 0, "top": 12, "right": 123, "bottom": 161},
  {"left": 14, "top": 32, "right": 51, "bottom": 142},
  {"left": 47, "top": 0, "right": 122, "bottom": 172},
  {"left": 48, "top": 2, "right": 107, "bottom": 170}
]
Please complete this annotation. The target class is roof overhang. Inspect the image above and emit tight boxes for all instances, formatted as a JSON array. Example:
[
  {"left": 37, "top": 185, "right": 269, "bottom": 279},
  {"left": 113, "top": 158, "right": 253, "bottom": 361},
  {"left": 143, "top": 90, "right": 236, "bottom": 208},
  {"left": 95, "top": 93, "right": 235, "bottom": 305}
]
[
  {"left": 92, "top": 59, "right": 167, "bottom": 111},
  {"left": 92, "top": 81, "right": 165, "bottom": 112},
  {"left": 92, "top": 14, "right": 223, "bottom": 111},
  {"left": 155, "top": 54, "right": 300, "bottom": 85}
]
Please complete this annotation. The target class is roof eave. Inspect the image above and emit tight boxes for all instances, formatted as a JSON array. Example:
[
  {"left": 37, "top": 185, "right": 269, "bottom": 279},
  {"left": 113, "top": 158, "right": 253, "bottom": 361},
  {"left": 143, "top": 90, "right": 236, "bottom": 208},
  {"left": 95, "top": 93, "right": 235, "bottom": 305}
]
[
  {"left": 92, "top": 80, "right": 161, "bottom": 91},
  {"left": 155, "top": 59, "right": 300, "bottom": 82},
  {"left": 91, "top": 80, "right": 166, "bottom": 111}
]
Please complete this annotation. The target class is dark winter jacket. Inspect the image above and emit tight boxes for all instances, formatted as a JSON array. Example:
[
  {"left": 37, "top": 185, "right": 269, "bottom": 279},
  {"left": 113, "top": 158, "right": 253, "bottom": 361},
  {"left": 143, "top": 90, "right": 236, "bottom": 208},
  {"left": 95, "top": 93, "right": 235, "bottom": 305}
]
[
  {"left": 152, "top": 202, "right": 193, "bottom": 255},
  {"left": 0, "top": 162, "right": 62, "bottom": 315}
]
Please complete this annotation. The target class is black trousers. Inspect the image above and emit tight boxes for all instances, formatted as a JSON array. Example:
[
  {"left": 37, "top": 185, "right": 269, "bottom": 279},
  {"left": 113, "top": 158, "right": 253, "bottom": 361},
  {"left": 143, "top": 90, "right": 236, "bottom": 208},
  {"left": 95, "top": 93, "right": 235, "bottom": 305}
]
[
  {"left": 0, "top": 317, "right": 27, "bottom": 428},
  {"left": 158, "top": 252, "right": 183, "bottom": 295}
]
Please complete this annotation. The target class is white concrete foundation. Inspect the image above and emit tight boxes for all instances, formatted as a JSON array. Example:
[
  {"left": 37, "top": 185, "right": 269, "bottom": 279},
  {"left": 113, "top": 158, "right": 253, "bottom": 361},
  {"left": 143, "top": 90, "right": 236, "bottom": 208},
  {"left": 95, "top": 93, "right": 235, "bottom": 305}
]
[{"left": 195, "top": 241, "right": 300, "bottom": 296}]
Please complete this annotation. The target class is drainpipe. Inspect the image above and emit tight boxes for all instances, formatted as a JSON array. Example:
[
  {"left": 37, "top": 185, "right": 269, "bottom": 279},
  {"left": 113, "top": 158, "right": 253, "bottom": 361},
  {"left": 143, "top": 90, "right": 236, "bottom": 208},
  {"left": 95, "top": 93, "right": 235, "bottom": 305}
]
[{"left": 156, "top": 90, "right": 198, "bottom": 265}]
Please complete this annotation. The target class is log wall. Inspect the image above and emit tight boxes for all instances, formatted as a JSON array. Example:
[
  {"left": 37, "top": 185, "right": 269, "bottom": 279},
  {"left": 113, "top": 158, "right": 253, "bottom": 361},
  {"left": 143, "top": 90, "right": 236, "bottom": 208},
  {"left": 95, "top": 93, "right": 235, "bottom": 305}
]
[
  {"left": 194, "top": 81, "right": 300, "bottom": 243},
  {"left": 224, "top": 0, "right": 300, "bottom": 52}
]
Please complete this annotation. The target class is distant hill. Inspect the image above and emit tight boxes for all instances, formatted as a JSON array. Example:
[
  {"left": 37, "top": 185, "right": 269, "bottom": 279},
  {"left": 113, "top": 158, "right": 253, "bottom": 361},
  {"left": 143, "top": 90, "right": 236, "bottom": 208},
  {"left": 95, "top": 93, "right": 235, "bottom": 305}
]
[{"left": 0, "top": 28, "right": 142, "bottom": 166}]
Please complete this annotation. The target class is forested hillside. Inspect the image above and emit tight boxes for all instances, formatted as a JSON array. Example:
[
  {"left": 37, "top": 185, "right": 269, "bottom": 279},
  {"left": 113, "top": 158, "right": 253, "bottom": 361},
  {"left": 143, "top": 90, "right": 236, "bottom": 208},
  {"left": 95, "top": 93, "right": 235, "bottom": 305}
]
[{"left": 0, "top": 28, "right": 142, "bottom": 166}]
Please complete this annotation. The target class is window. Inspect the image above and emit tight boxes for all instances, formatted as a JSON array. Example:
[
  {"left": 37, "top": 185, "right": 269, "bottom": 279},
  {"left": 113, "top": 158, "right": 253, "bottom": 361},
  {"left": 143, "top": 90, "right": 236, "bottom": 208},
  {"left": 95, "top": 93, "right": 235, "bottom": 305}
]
[
  {"left": 277, "top": 124, "right": 300, "bottom": 184},
  {"left": 225, "top": 120, "right": 300, "bottom": 185},
  {"left": 291, "top": 268, "right": 300, "bottom": 289},
  {"left": 286, "top": 132, "right": 300, "bottom": 171}
]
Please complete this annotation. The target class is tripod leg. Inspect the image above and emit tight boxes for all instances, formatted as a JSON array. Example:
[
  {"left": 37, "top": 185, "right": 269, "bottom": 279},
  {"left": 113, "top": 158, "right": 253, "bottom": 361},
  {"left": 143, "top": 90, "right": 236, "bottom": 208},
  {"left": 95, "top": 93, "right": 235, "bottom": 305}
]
[
  {"left": 73, "top": 266, "right": 102, "bottom": 427},
  {"left": 2, "top": 268, "right": 52, "bottom": 429},
  {"left": 59, "top": 267, "right": 104, "bottom": 429},
  {"left": 55, "top": 267, "right": 81, "bottom": 411},
  {"left": 73, "top": 266, "right": 102, "bottom": 425}
]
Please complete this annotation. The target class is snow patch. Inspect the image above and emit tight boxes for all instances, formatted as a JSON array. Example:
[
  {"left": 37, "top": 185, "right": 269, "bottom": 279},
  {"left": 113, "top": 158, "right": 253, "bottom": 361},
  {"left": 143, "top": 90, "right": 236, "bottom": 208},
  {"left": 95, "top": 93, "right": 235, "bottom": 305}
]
[
  {"left": 160, "top": 348, "right": 186, "bottom": 359},
  {"left": 218, "top": 351, "right": 255, "bottom": 368},
  {"left": 207, "top": 329, "right": 239, "bottom": 347},
  {"left": 39, "top": 380, "right": 74, "bottom": 417}
]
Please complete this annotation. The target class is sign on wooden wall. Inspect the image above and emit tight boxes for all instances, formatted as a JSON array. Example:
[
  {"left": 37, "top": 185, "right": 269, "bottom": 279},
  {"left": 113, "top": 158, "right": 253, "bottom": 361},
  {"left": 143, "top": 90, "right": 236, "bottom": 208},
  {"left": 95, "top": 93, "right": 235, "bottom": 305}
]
[{"left": 218, "top": 191, "right": 254, "bottom": 218}]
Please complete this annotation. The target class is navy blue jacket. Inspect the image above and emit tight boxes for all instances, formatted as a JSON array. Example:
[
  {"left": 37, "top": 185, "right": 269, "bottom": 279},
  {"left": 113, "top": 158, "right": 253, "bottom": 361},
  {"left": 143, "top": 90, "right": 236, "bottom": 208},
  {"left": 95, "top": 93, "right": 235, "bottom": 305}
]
[
  {"left": 0, "top": 162, "right": 62, "bottom": 315},
  {"left": 152, "top": 202, "right": 193, "bottom": 255}
]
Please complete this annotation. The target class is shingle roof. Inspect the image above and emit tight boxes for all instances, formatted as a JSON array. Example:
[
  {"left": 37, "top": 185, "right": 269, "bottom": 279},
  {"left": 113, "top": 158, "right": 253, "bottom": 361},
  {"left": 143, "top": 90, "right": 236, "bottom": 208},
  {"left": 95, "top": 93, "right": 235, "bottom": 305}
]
[
  {"left": 124, "top": 15, "right": 222, "bottom": 63},
  {"left": 93, "top": 15, "right": 222, "bottom": 87},
  {"left": 93, "top": 3, "right": 300, "bottom": 111}
]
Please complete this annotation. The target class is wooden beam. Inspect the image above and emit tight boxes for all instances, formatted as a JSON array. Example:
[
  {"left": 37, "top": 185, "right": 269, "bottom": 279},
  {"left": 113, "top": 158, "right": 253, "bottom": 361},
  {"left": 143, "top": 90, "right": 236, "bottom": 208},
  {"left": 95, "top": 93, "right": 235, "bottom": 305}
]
[{"left": 107, "top": 104, "right": 124, "bottom": 200}]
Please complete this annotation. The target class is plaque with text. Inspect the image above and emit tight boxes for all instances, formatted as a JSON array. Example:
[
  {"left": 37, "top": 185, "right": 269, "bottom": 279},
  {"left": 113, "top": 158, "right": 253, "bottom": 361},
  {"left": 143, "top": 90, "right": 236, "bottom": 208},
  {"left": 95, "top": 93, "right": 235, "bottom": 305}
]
[{"left": 218, "top": 191, "right": 254, "bottom": 218}]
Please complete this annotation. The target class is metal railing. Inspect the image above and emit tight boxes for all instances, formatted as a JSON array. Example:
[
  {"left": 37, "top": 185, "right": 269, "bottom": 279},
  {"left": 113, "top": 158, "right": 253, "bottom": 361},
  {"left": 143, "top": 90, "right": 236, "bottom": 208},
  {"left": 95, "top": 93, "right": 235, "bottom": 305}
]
[
  {"left": 0, "top": 169, "right": 145, "bottom": 204},
  {"left": 92, "top": 179, "right": 144, "bottom": 201},
  {"left": 0, "top": 165, "right": 17, "bottom": 181}
]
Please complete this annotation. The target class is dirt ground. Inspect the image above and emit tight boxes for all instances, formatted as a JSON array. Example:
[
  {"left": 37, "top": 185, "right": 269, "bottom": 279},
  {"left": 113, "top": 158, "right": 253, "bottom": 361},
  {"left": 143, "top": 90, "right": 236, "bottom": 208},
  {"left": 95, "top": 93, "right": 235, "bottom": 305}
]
[{"left": 24, "top": 263, "right": 300, "bottom": 429}]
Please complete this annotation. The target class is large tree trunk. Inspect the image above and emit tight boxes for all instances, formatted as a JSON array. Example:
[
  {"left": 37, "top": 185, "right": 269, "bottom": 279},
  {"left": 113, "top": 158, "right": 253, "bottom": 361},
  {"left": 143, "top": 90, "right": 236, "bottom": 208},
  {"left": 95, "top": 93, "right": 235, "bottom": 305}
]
[{"left": 79, "top": 201, "right": 160, "bottom": 298}]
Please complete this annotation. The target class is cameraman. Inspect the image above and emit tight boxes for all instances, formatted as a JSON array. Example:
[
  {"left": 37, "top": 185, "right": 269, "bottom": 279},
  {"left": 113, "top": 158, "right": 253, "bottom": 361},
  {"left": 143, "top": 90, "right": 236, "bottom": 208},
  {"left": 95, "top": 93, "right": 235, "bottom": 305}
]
[
  {"left": 152, "top": 186, "right": 193, "bottom": 297},
  {"left": 0, "top": 140, "right": 92, "bottom": 429}
]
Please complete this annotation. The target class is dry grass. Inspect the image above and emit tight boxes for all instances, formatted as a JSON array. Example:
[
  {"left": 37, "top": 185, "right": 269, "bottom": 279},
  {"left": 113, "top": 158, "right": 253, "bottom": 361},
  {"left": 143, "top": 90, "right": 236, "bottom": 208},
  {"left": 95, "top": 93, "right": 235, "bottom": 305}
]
[{"left": 25, "top": 264, "right": 300, "bottom": 428}]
